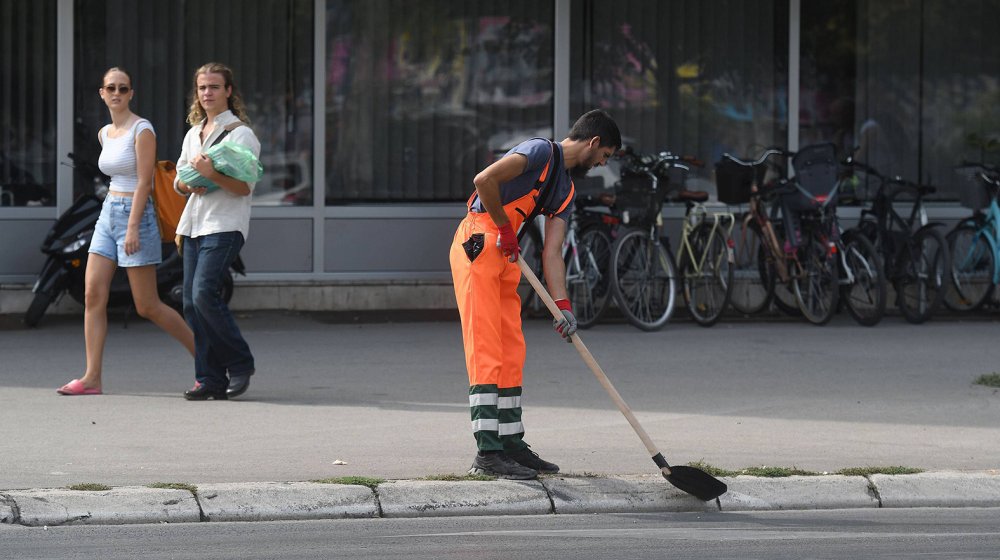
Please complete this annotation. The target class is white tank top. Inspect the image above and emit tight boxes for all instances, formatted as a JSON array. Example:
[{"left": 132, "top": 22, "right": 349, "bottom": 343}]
[{"left": 98, "top": 118, "right": 155, "bottom": 193}]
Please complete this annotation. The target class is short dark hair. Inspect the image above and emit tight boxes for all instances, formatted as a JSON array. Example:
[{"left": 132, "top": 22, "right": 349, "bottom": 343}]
[{"left": 567, "top": 109, "right": 621, "bottom": 150}]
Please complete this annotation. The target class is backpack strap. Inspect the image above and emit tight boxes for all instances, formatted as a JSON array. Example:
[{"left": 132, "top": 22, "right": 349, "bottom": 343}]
[
  {"left": 209, "top": 121, "right": 245, "bottom": 148},
  {"left": 517, "top": 140, "right": 562, "bottom": 241}
]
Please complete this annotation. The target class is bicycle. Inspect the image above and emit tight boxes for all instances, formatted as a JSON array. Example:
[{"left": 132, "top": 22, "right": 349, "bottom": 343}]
[
  {"left": 944, "top": 162, "right": 1000, "bottom": 311},
  {"left": 722, "top": 145, "right": 884, "bottom": 325},
  {"left": 564, "top": 195, "right": 616, "bottom": 328},
  {"left": 844, "top": 159, "right": 948, "bottom": 323},
  {"left": 675, "top": 193, "right": 735, "bottom": 327},
  {"left": 517, "top": 197, "right": 616, "bottom": 328},
  {"left": 606, "top": 148, "right": 685, "bottom": 331}
]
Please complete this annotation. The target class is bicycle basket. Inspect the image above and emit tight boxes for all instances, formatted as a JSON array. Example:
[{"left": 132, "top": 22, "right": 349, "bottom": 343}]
[
  {"left": 792, "top": 143, "right": 839, "bottom": 200},
  {"left": 954, "top": 166, "right": 996, "bottom": 210},
  {"left": 614, "top": 169, "right": 665, "bottom": 226},
  {"left": 715, "top": 158, "right": 765, "bottom": 205}
]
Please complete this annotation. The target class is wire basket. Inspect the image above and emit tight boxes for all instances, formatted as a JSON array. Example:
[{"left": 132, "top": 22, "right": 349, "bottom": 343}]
[
  {"left": 614, "top": 171, "right": 666, "bottom": 227},
  {"left": 715, "top": 158, "right": 765, "bottom": 205},
  {"left": 954, "top": 167, "right": 996, "bottom": 210}
]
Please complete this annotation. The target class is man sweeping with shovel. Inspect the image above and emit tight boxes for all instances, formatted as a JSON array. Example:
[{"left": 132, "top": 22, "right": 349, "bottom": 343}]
[{"left": 450, "top": 110, "right": 621, "bottom": 480}]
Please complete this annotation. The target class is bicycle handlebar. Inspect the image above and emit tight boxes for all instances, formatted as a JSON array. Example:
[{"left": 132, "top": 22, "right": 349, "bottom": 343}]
[{"left": 720, "top": 147, "right": 787, "bottom": 167}]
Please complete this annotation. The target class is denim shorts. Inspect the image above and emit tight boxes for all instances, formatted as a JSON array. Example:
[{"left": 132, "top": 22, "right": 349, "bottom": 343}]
[{"left": 89, "top": 194, "right": 162, "bottom": 266}]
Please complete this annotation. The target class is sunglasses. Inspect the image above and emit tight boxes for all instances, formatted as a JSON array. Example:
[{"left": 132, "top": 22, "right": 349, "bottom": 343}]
[{"left": 102, "top": 85, "right": 131, "bottom": 94}]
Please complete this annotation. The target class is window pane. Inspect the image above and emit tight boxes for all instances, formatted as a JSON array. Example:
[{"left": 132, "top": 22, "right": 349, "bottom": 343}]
[
  {"left": 325, "top": 0, "right": 554, "bottom": 203},
  {"left": 0, "top": 0, "right": 57, "bottom": 207},
  {"left": 801, "top": 0, "right": 1000, "bottom": 202},
  {"left": 184, "top": 0, "right": 315, "bottom": 206},
  {"left": 570, "top": 0, "right": 788, "bottom": 194},
  {"left": 74, "top": 0, "right": 185, "bottom": 201},
  {"left": 74, "top": 0, "right": 314, "bottom": 207}
]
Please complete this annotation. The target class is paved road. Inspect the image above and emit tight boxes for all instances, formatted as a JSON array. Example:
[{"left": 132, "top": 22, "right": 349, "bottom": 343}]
[
  {"left": 3, "top": 508, "right": 999, "bottom": 559},
  {"left": 1, "top": 311, "right": 998, "bottom": 489}
]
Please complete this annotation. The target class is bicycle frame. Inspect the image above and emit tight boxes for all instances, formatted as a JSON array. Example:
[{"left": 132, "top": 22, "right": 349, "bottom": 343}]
[
  {"left": 678, "top": 204, "right": 735, "bottom": 277},
  {"left": 957, "top": 195, "right": 1000, "bottom": 285}
]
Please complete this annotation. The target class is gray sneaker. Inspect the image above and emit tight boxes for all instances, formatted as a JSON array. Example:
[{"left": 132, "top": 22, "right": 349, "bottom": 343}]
[
  {"left": 469, "top": 452, "right": 538, "bottom": 480},
  {"left": 506, "top": 446, "right": 560, "bottom": 474}
]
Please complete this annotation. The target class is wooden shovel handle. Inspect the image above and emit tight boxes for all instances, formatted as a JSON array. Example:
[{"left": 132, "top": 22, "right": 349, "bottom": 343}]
[{"left": 516, "top": 256, "right": 665, "bottom": 465}]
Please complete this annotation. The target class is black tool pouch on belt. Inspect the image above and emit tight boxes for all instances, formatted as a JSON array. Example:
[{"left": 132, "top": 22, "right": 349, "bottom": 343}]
[{"left": 462, "top": 233, "right": 485, "bottom": 262}]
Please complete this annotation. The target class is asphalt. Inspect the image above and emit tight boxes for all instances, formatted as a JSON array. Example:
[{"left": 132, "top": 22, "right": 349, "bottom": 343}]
[{"left": 1, "top": 309, "right": 999, "bottom": 526}]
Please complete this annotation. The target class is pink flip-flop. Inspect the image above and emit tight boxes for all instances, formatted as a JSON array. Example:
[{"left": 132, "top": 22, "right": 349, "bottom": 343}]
[{"left": 57, "top": 379, "right": 102, "bottom": 396}]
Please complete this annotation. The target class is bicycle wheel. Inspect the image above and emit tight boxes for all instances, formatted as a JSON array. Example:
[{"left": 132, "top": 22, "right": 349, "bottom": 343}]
[
  {"left": 729, "top": 220, "right": 774, "bottom": 315},
  {"left": 567, "top": 226, "right": 613, "bottom": 329},
  {"left": 680, "top": 223, "right": 734, "bottom": 327},
  {"left": 944, "top": 223, "right": 994, "bottom": 312},
  {"left": 793, "top": 229, "right": 839, "bottom": 325},
  {"left": 517, "top": 221, "right": 545, "bottom": 317},
  {"left": 839, "top": 230, "right": 886, "bottom": 326},
  {"left": 610, "top": 228, "right": 678, "bottom": 331},
  {"left": 895, "top": 227, "right": 949, "bottom": 323}
]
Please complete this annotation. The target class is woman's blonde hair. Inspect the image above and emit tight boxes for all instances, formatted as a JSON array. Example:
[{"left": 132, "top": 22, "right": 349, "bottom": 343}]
[{"left": 185, "top": 62, "right": 251, "bottom": 126}]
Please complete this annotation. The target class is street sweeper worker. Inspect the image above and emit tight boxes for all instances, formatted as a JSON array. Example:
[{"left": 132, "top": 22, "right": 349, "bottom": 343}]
[{"left": 449, "top": 109, "right": 621, "bottom": 480}]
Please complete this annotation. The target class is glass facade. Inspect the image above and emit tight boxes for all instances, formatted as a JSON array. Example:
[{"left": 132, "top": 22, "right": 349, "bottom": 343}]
[
  {"left": 73, "top": 0, "right": 314, "bottom": 205},
  {"left": 570, "top": 0, "right": 789, "bottom": 192},
  {"left": 324, "top": 0, "right": 554, "bottom": 203},
  {"left": 800, "top": 0, "right": 1000, "bottom": 201},
  {"left": 4, "top": 0, "right": 1000, "bottom": 281},
  {"left": 0, "top": 0, "right": 57, "bottom": 207}
]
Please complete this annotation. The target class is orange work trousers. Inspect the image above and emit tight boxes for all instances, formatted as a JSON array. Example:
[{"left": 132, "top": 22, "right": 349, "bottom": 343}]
[{"left": 450, "top": 212, "right": 526, "bottom": 389}]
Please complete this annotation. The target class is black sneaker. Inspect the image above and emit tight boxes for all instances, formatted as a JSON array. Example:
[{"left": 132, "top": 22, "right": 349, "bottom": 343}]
[
  {"left": 469, "top": 452, "right": 538, "bottom": 480},
  {"left": 506, "top": 446, "right": 560, "bottom": 474}
]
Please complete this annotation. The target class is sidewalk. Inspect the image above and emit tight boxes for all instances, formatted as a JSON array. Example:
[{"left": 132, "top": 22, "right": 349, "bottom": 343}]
[
  {"left": 2, "top": 310, "right": 999, "bottom": 525},
  {"left": 4, "top": 471, "right": 1000, "bottom": 526}
]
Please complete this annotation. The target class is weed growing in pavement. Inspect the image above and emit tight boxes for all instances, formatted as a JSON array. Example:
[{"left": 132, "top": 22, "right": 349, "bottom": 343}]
[
  {"left": 836, "top": 466, "right": 923, "bottom": 476},
  {"left": 147, "top": 482, "right": 198, "bottom": 494},
  {"left": 686, "top": 461, "right": 742, "bottom": 477},
  {"left": 422, "top": 473, "right": 496, "bottom": 482},
  {"left": 67, "top": 483, "right": 112, "bottom": 491},
  {"left": 688, "top": 462, "right": 819, "bottom": 477},
  {"left": 312, "top": 476, "right": 385, "bottom": 489},
  {"left": 974, "top": 372, "right": 1000, "bottom": 388}
]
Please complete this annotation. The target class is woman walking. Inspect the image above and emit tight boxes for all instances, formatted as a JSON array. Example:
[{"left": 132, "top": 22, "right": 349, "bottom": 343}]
[{"left": 58, "top": 67, "right": 194, "bottom": 395}]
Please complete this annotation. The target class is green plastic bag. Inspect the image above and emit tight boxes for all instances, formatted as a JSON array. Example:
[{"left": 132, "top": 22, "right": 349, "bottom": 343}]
[{"left": 177, "top": 141, "right": 264, "bottom": 192}]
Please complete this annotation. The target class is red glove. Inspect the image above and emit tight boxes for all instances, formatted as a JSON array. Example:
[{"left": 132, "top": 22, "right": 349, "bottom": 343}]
[{"left": 497, "top": 223, "right": 520, "bottom": 263}]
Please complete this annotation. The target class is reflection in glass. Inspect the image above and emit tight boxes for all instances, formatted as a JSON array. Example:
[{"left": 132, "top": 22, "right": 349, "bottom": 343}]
[
  {"left": 0, "top": 0, "right": 57, "bottom": 207},
  {"left": 73, "top": 0, "right": 314, "bottom": 206},
  {"left": 569, "top": 0, "right": 789, "bottom": 195},
  {"left": 325, "top": 0, "right": 554, "bottom": 203}
]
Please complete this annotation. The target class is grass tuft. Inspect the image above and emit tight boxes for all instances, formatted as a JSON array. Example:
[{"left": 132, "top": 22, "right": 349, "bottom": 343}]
[
  {"left": 67, "top": 483, "right": 112, "bottom": 491},
  {"left": 422, "top": 473, "right": 496, "bottom": 482},
  {"left": 312, "top": 476, "right": 384, "bottom": 489},
  {"left": 974, "top": 373, "right": 1000, "bottom": 388},
  {"left": 836, "top": 466, "right": 923, "bottom": 476},
  {"left": 686, "top": 461, "right": 742, "bottom": 477},
  {"left": 738, "top": 466, "right": 820, "bottom": 477},
  {"left": 147, "top": 482, "right": 198, "bottom": 494}
]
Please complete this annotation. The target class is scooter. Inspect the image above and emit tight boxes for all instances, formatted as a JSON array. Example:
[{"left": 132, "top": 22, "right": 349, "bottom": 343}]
[{"left": 24, "top": 153, "right": 245, "bottom": 327}]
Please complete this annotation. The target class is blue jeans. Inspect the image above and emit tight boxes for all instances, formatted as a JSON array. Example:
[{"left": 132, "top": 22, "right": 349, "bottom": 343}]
[{"left": 182, "top": 232, "right": 254, "bottom": 390}]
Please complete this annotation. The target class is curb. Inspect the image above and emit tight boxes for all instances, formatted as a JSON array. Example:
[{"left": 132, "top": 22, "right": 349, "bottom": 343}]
[{"left": 1, "top": 472, "right": 998, "bottom": 526}]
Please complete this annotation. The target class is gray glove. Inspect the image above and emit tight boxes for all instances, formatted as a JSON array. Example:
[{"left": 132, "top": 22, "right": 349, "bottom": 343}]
[{"left": 553, "top": 299, "right": 577, "bottom": 342}]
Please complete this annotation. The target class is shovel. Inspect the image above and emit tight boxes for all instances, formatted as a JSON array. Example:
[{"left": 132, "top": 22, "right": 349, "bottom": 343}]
[{"left": 517, "top": 255, "right": 727, "bottom": 501}]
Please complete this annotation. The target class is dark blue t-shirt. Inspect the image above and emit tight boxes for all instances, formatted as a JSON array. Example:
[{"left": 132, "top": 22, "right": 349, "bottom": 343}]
[{"left": 469, "top": 138, "right": 575, "bottom": 221}]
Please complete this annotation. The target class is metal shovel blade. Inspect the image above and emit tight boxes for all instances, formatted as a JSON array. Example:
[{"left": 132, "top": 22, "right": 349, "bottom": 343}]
[{"left": 662, "top": 466, "right": 728, "bottom": 501}]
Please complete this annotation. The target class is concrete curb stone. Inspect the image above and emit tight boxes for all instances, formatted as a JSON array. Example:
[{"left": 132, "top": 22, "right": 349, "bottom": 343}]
[
  {"left": 377, "top": 480, "right": 550, "bottom": 518},
  {"left": 196, "top": 482, "right": 378, "bottom": 522},
  {"left": 871, "top": 472, "right": 1000, "bottom": 508},
  {"left": 1, "top": 494, "right": 16, "bottom": 524},
  {"left": 542, "top": 475, "right": 718, "bottom": 514},
  {"left": 719, "top": 475, "right": 879, "bottom": 511},
  {"left": 5, "top": 487, "right": 199, "bottom": 526}
]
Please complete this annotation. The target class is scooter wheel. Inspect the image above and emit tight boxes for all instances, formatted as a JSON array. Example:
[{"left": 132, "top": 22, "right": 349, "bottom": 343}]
[{"left": 24, "top": 292, "right": 54, "bottom": 328}]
